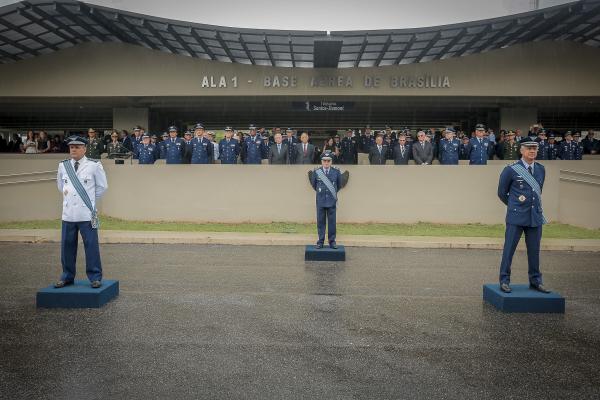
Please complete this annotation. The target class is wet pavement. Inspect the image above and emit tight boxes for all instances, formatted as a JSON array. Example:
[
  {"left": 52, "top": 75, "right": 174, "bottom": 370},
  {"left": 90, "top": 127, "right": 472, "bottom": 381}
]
[{"left": 0, "top": 243, "right": 599, "bottom": 399}]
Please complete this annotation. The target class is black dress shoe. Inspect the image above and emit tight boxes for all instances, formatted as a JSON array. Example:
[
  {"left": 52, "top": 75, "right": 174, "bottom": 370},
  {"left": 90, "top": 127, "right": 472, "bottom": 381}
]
[
  {"left": 530, "top": 283, "right": 551, "bottom": 293},
  {"left": 54, "top": 280, "right": 74, "bottom": 289},
  {"left": 500, "top": 283, "right": 511, "bottom": 293},
  {"left": 91, "top": 281, "right": 102, "bottom": 289},
  {"left": 315, "top": 243, "right": 323, "bottom": 249},
  {"left": 329, "top": 242, "right": 338, "bottom": 249}
]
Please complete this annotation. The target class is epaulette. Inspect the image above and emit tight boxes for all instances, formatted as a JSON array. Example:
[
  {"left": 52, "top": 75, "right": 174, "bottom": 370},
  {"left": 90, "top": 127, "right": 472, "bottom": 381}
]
[
  {"left": 61, "top": 159, "right": 69, "bottom": 163},
  {"left": 332, "top": 166, "right": 340, "bottom": 170},
  {"left": 89, "top": 159, "right": 100, "bottom": 162}
]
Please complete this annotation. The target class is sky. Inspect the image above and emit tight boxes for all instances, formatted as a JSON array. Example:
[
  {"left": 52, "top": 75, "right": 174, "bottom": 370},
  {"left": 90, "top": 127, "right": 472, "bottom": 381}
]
[{"left": 0, "top": 0, "right": 576, "bottom": 31}]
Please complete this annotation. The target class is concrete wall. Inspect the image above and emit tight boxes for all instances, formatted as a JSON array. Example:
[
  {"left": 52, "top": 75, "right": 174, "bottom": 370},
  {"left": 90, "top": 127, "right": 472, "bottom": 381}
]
[
  {"left": 2, "top": 155, "right": 599, "bottom": 228},
  {"left": 1, "top": 41, "right": 600, "bottom": 97}
]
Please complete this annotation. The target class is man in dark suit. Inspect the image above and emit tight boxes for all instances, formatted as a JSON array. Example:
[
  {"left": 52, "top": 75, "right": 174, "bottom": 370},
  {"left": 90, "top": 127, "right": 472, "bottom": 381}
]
[
  {"left": 182, "top": 130, "right": 193, "bottom": 164},
  {"left": 268, "top": 133, "right": 289, "bottom": 164},
  {"left": 497, "top": 140, "right": 550, "bottom": 294},
  {"left": 392, "top": 134, "right": 411, "bottom": 165},
  {"left": 368, "top": 134, "right": 389, "bottom": 165},
  {"left": 294, "top": 132, "right": 315, "bottom": 164},
  {"left": 412, "top": 130, "right": 433, "bottom": 165}
]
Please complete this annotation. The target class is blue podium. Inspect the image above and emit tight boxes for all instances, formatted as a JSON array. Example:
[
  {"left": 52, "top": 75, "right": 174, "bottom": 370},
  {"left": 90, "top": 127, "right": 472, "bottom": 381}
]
[
  {"left": 305, "top": 245, "right": 346, "bottom": 261},
  {"left": 483, "top": 284, "right": 565, "bottom": 313},
  {"left": 37, "top": 280, "right": 119, "bottom": 309}
]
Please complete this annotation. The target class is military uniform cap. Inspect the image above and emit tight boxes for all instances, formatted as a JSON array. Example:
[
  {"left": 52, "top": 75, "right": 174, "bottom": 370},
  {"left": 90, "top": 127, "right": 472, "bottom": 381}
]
[
  {"left": 225, "top": 126, "right": 233, "bottom": 131},
  {"left": 520, "top": 140, "right": 539, "bottom": 148},
  {"left": 548, "top": 133, "right": 556, "bottom": 139},
  {"left": 142, "top": 132, "right": 150, "bottom": 138},
  {"left": 321, "top": 151, "right": 333, "bottom": 160},
  {"left": 66, "top": 135, "right": 88, "bottom": 145},
  {"left": 445, "top": 127, "right": 455, "bottom": 133},
  {"left": 184, "top": 130, "right": 192, "bottom": 135},
  {"left": 162, "top": 132, "right": 168, "bottom": 137},
  {"left": 475, "top": 124, "right": 486, "bottom": 131},
  {"left": 151, "top": 134, "right": 158, "bottom": 138},
  {"left": 168, "top": 126, "right": 177, "bottom": 132},
  {"left": 285, "top": 127, "right": 293, "bottom": 132},
  {"left": 249, "top": 124, "right": 256, "bottom": 130},
  {"left": 194, "top": 123, "right": 204, "bottom": 130},
  {"left": 565, "top": 131, "right": 573, "bottom": 136},
  {"left": 133, "top": 126, "right": 141, "bottom": 132}
]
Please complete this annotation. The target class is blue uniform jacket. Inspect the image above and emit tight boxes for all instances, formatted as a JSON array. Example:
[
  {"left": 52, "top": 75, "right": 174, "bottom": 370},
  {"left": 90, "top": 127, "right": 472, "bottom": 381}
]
[
  {"left": 218, "top": 138, "right": 240, "bottom": 164},
  {"left": 161, "top": 137, "right": 184, "bottom": 164},
  {"left": 559, "top": 141, "right": 578, "bottom": 160},
  {"left": 497, "top": 160, "right": 546, "bottom": 227},
  {"left": 136, "top": 143, "right": 157, "bottom": 164},
  {"left": 439, "top": 138, "right": 460, "bottom": 165},
  {"left": 191, "top": 137, "right": 213, "bottom": 164},
  {"left": 468, "top": 137, "right": 490, "bottom": 165},
  {"left": 310, "top": 167, "right": 342, "bottom": 209},
  {"left": 244, "top": 135, "right": 265, "bottom": 164}
]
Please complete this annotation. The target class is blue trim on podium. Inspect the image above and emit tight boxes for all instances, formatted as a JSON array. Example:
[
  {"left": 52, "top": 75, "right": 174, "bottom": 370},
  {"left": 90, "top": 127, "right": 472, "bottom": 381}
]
[
  {"left": 483, "top": 284, "right": 564, "bottom": 313},
  {"left": 37, "top": 280, "right": 119, "bottom": 309},
  {"left": 305, "top": 245, "right": 346, "bottom": 261}
]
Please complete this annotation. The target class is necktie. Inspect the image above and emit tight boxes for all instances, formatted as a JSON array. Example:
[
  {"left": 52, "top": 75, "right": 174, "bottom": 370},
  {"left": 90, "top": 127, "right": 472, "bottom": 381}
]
[
  {"left": 74, "top": 161, "right": 79, "bottom": 172},
  {"left": 528, "top": 165, "right": 533, "bottom": 175},
  {"left": 325, "top": 168, "right": 329, "bottom": 175},
  {"left": 479, "top": 139, "right": 482, "bottom": 144},
  {"left": 172, "top": 139, "right": 175, "bottom": 143},
  {"left": 303, "top": 144, "right": 307, "bottom": 156},
  {"left": 378, "top": 145, "right": 382, "bottom": 153},
  {"left": 401, "top": 146, "right": 405, "bottom": 156},
  {"left": 277, "top": 144, "right": 281, "bottom": 152}
]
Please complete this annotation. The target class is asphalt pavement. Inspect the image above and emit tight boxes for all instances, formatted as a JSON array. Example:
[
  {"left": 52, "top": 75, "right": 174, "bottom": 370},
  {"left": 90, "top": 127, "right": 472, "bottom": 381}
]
[{"left": 0, "top": 243, "right": 599, "bottom": 399}]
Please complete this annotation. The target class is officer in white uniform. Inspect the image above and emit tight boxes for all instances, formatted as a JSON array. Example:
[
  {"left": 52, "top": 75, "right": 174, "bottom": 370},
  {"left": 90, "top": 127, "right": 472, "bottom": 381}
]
[{"left": 55, "top": 135, "right": 108, "bottom": 288}]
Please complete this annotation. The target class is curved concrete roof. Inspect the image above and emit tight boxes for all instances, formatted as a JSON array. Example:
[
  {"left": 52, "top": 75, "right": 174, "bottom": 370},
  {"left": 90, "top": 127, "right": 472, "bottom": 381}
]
[{"left": 0, "top": 0, "right": 599, "bottom": 67}]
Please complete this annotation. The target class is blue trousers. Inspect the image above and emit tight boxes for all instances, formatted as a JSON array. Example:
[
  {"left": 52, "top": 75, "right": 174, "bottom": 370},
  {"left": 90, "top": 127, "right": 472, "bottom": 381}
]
[
  {"left": 317, "top": 206, "right": 336, "bottom": 245},
  {"left": 499, "top": 224, "right": 542, "bottom": 285},
  {"left": 61, "top": 221, "right": 102, "bottom": 282}
]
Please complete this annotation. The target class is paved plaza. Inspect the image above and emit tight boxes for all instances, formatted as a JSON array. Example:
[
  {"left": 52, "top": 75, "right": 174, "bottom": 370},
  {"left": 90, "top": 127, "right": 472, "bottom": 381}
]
[{"left": 0, "top": 243, "right": 599, "bottom": 399}]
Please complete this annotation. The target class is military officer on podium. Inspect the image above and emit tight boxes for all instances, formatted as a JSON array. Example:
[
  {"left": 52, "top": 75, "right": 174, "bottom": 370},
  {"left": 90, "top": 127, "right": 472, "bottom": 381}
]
[
  {"left": 310, "top": 151, "right": 343, "bottom": 249},
  {"left": 497, "top": 140, "right": 550, "bottom": 294},
  {"left": 136, "top": 132, "right": 157, "bottom": 164},
  {"left": 55, "top": 135, "right": 108, "bottom": 289},
  {"left": 162, "top": 126, "right": 184, "bottom": 164}
]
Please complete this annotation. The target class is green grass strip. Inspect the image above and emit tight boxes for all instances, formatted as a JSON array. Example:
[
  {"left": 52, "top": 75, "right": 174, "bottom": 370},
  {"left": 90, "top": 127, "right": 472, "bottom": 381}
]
[{"left": 0, "top": 216, "right": 599, "bottom": 239}]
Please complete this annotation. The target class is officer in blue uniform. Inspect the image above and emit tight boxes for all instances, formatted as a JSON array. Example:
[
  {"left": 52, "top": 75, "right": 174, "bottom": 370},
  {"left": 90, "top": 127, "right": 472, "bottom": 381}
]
[
  {"left": 546, "top": 134, "right": 559, "bottom": 160},
  {"left": 190, "top": 123, "right": 213, "bottom": 164},
  {"left": 136, "top": 132, "right": 157, "bottom": 164},
  {"left": 535, "top": 129, "right": 549, "bottom": 160},
  {"left": 468, "top": 124, "right": 491, "bottom": 165},
  {"left": 283, "top": 128, "right": 298, "bottom": 163},
  {"left": 559, "top": 131, "right": 578, "bottom": 160},
  {"left": 438, "top": 127, "right": 460, "bottom": 165},
  {"left": 55, "top": 135, "right": 108, "bottom": 289},
  {"left": 162, "top": 126, "right": 184, "bottom": 164},
  {"left": 573, "top": 132, "right": 583, "bottom": 160},
  {"left": 131, "top": 126, "right": 143, "bottom": 159},
  {"left": 310, "top": 151, "right": 343, "bottom": 249},
  {"left": 243, "top": 124, "right": 265, "bottom": 164},
  {"left": 359, "top": 126, "right": 375, "bottom": 153},
  {"left": 158, "top": 133, "right": 168, "bottom": 159},
  {"left": 219, "top": 127, "right": 241, "bottom": 164},
  {"left": 340, "top": 129, "right": 359, "bottom": 165},
  {"left": 459, "top": 136, "right": 470, "bottom": 160},
  {"left": 497, "top": 140, "right": 550, "bottom": 294}
]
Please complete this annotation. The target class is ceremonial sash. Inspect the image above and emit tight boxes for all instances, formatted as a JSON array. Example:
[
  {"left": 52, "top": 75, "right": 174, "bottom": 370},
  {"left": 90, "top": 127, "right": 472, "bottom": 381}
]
[
  {"left": 315, "top": 168, "right": 337, "bottom": 201},
  {"left": 510, "top": 163, "right": 546, "bottom": 224},
  {"left": 63, "top": 160, "right": 100, "bottom": 229}
]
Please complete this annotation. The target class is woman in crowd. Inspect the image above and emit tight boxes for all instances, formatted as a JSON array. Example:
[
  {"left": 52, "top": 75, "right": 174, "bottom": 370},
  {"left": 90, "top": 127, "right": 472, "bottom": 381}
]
[
  {"left": 21, "top": 131, "right": 37, "bottom": 154},
  {"left": 37, "top": 131, "right": 51, "bottom": 153}
]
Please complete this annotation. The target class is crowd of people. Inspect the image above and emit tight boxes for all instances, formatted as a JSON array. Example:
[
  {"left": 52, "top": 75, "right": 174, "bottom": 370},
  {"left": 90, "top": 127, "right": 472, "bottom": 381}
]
[{"left": 1, "top": 123, "right": 598, "bottom": 165}]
